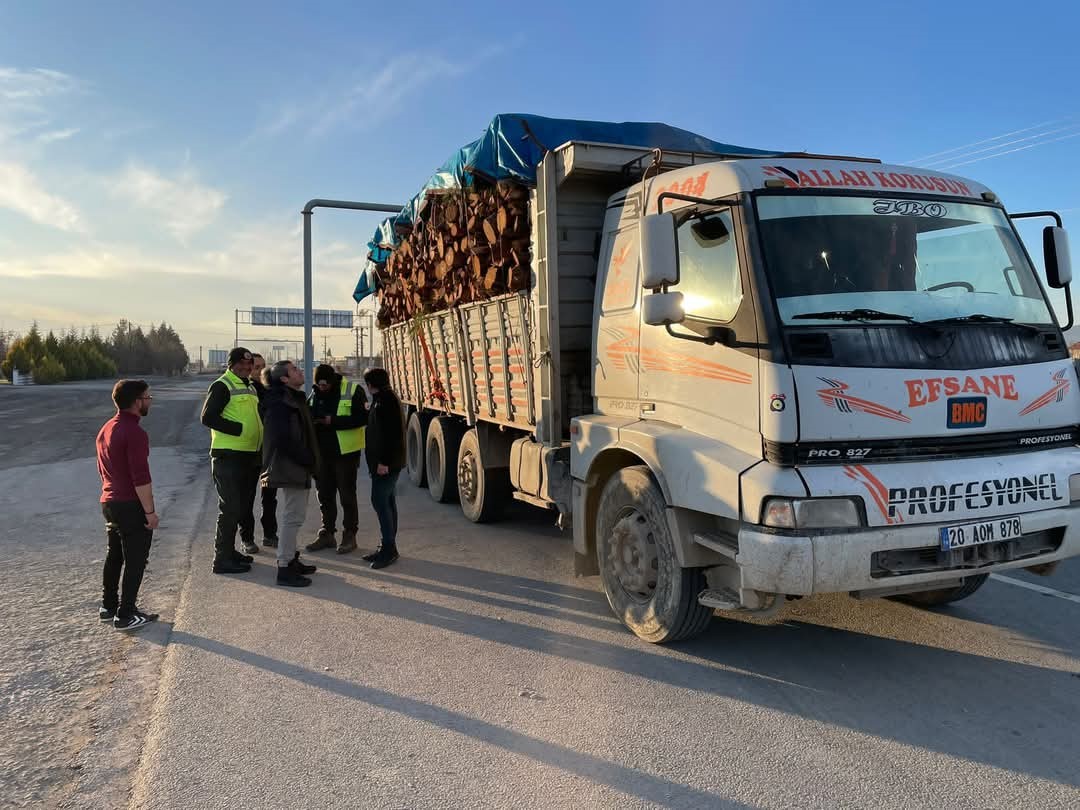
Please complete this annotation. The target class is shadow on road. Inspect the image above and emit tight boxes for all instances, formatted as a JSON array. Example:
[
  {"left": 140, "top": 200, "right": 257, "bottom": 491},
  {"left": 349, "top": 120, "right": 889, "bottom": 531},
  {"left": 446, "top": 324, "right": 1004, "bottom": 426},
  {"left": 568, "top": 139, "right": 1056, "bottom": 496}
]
[
  {"left": 227, "top": 557, "right": 1080, "bottom": 789},
  {"left": 148, "top": 626, "right": 753, "bottom": 810}
]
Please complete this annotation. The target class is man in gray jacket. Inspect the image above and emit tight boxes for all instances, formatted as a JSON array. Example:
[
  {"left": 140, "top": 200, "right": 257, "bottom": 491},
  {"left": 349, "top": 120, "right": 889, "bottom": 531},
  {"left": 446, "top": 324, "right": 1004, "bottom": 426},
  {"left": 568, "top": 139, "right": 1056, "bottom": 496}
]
[{"left": 260, "top": 360, "right": 321, "bottom": 587}]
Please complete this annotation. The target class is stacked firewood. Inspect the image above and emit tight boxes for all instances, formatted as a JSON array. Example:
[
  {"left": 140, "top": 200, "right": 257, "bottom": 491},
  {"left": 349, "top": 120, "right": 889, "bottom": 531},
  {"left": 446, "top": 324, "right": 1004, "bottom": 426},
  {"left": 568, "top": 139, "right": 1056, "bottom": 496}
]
[{"left": 376, "top": 181, "right": 531, "bottom": 327}]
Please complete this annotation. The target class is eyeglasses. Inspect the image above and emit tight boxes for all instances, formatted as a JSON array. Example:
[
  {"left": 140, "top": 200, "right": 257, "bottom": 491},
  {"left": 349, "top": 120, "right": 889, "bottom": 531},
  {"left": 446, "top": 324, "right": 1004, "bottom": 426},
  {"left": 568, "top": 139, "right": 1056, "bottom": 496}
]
[{"left": 139, "top": 394, "right": 154, "bottom": 401}]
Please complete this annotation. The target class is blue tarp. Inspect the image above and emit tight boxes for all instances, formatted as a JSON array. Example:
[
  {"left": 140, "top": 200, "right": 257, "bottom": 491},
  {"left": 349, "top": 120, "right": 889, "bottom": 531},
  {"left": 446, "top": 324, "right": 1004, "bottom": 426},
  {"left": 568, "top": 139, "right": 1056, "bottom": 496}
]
[{"left": 354, "top": 113, "right": 777, "bottom": 303}]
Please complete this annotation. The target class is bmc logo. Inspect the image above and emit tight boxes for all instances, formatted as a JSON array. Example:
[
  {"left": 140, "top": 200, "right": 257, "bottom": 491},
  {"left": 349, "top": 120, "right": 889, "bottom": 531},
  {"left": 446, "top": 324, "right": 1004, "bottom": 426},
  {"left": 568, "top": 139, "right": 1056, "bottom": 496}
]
[{"left": 947, "top": 396, "right": 987, "bottom": 429}]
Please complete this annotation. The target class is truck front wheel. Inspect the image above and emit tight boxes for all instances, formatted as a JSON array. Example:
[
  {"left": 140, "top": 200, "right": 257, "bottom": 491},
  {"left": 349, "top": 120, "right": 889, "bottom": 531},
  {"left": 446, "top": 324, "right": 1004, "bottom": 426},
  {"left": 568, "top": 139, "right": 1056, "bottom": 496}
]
[
  {"left": 595, "top": 466, "right": 712, "bottom": 643},
  {"left": 894, "top": 574, "right": 989, "bottom": 607},
  {"left": 426, "top": 416, "right": 461, "bottom": 504},
  {"left": 457, "top": 429, "right": 509, "bottom": 523}
]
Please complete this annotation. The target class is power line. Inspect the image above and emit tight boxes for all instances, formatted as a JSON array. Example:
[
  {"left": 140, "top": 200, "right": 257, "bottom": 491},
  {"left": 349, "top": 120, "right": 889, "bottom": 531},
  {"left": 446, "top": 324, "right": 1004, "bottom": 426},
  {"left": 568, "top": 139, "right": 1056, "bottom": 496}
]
[
  {"left": 905, "top": 117, "right": 1070, "bottom": 164},
  {"left": 920, "top": 122, "right": 1080, "bottom": 169},
  {"left": 936, "top": 130, "right": 1080, "bottom": 171}
]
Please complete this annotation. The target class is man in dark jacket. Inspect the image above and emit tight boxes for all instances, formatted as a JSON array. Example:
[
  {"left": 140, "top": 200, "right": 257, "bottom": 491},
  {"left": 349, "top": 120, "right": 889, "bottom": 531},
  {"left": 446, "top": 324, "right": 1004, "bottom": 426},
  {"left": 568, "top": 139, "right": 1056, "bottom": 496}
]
[
  {"left": 261, "top": 360, "right": 321, "bottom": 587},
  {"left": 360, "top": 367, "right": 405, "bottom": 569},
  {"left": 306, "top": 364, "right": 368, "bottom": 554},
  {"left": 250, "top": 353, "right": 278, "bottom": 549}
]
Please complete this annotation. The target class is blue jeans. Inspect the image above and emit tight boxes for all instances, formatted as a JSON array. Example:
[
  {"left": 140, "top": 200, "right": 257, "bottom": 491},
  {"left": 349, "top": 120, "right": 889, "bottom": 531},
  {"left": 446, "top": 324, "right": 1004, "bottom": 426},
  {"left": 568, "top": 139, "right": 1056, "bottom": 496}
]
[{"left": 370, "top": 469, "right": 400, "bottom": 550}]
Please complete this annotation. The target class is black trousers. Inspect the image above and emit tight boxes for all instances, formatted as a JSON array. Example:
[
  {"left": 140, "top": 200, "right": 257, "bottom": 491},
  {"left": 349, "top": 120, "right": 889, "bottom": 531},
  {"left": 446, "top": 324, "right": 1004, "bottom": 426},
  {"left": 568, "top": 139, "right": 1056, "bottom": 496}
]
[
  {"left": 370, "top": 469, "right": 400, "bottom": 550},
  {"left": 261, "top": 485, "right": 278, "bottom": 539},
  {"left": 102, "top": 500, "right": 153, "bottom": 619},
  {"left": 211, "top": 452, "right": 261, "bottom": 559},
  {"left": 316, "top": 452, "right": 360, "bottom": 535}
]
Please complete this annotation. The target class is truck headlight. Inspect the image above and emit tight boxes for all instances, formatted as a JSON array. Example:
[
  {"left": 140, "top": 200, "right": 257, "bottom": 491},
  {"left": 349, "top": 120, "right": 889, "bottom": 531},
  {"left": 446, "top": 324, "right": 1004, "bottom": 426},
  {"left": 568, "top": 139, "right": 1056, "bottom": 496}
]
[{"left": 762, "top": 497, "right": 865, "bottom": 529}]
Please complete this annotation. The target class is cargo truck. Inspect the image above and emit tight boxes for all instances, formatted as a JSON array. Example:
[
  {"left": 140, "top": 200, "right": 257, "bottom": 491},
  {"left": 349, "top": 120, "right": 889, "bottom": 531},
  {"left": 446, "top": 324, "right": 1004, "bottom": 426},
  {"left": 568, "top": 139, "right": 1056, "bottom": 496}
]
[{"left": 376, "top": 121, "right": 1079, "bottom": 643}]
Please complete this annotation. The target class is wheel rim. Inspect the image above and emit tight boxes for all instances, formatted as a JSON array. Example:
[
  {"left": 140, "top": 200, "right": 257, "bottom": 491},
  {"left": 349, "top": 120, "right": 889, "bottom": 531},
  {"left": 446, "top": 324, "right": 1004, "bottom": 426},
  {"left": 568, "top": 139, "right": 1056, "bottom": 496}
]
[
  {"left": 607, "top": 508, "right": 659, "bottom": 603},
  {"left": 458, "top": 450, "right": 478, "bottom": 504}
]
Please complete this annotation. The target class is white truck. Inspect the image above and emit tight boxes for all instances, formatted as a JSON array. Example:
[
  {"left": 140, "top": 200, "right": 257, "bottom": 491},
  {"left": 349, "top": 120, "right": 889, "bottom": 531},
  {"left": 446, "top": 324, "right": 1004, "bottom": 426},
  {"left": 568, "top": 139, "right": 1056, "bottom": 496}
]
[{"left": 381, "top": 139, "right": 1080, "bottom": 642}]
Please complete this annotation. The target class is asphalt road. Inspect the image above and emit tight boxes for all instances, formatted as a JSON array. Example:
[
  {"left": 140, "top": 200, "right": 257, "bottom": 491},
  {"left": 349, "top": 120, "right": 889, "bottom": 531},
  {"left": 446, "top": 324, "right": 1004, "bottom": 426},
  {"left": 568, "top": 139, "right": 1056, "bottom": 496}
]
[{"left": 2, "top": 377, "right": 1079, "bottom": 808}]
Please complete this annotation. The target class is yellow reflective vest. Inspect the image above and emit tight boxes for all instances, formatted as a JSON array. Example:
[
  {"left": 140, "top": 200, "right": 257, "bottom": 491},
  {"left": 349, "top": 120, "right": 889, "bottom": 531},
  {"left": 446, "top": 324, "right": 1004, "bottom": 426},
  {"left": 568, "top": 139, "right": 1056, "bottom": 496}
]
[{"left": 208, "top": 369, "right": 263, "bottom": 453}]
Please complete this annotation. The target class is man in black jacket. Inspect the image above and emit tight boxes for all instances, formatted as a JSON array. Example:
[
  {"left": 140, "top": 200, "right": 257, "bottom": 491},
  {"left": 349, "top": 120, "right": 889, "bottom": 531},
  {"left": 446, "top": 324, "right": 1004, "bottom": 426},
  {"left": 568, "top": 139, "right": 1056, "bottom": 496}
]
[
  {"left": 306, "top": 364, "right": 368, "bottom": 554},
  {"left": 261, "top": 360, "right": 321, "bottom": 587},
  {"left": 250, "top": 353, "right": 278, "bottom": 549},
  {"left": 360, "top": 367, "right": 405, "bottom": 569}
]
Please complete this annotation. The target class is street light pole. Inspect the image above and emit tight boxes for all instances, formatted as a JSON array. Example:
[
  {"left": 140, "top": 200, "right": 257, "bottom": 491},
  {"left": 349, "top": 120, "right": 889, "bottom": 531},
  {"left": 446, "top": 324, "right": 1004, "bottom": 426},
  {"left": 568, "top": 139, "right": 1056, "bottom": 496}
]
[{"left": 301, "top": 199, "right": 401, "bottom": 388}]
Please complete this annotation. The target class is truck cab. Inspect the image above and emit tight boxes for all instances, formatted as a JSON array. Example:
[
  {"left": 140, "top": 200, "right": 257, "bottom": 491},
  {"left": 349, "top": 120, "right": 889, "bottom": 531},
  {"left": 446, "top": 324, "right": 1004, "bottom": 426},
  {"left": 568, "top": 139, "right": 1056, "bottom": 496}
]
[{"left": 572, "top": 156, "right": 1080, "bottom": 642}]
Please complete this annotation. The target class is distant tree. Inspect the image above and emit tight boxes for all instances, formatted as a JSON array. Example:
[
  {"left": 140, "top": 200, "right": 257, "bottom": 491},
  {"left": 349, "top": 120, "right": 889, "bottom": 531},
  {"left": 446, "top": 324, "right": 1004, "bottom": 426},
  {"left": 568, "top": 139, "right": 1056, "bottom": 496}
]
[{"left": 32, "top": 355, "right": 66, "bottom": 385}]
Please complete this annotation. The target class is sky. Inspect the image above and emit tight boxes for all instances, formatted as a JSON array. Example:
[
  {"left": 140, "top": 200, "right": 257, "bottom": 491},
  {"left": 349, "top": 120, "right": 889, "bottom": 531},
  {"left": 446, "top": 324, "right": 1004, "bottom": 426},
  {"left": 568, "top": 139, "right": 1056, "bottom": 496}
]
[{"left": 1, "top": 0, "right": 1079, "bottom": 360}]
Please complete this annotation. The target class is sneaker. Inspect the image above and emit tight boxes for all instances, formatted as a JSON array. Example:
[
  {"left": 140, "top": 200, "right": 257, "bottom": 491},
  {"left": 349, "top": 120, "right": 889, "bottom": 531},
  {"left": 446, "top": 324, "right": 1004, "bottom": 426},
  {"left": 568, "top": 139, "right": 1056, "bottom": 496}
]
[
  {"left": 263, "top": 535, "right": 278, "bottom": 549},
  {"left": 361, "top": 547, "right": 382, "bottom": 562},
  {"left": 213, "top": 558, "right": 252, "bottom": 575},
  {"left": 99, "top": 606, "right": 116, "bottom": 622},
  {"left": 114, "top": 610, "right": 159, "bottom": 631},
  {"left": 241, "top": 540, "right": 260, "bottom": 555},
  {"left": 290, "top": 552, "right": 316, "bottom": 575},
  {"left": 370, "top": 548, "right": 399, "bottom": 570},
  {"left": 276, "top": 566, "right": 312, "bottom": 587},
  {"left": 305, "top": 531, "right": 337, "bottom": 552},
  {"left": 231, "top": 549, "right": 254, "bottom": 564}
]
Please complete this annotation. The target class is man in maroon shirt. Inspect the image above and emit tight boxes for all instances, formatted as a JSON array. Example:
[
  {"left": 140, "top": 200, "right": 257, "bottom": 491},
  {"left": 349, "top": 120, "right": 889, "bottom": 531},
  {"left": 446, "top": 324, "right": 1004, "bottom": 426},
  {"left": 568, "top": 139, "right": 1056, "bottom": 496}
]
[{"left": 96, "top": 379, "right": 160, "bottom": 631}]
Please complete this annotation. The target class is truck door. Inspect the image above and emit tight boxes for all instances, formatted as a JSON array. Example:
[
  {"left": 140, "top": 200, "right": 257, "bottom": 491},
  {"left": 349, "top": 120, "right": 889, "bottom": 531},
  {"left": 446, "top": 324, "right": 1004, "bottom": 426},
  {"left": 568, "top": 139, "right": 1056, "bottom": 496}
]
[
  {"left": 594, "top": 223, "right": 643, "bottom": 416},
  {"left": 638, "top": 205, "right": 762, "bottom": 459}
]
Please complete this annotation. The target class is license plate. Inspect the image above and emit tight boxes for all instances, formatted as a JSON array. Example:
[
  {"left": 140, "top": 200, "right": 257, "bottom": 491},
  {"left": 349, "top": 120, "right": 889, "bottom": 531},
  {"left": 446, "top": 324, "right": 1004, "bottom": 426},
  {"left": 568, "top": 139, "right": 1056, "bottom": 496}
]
[{"left": 940, "top": 516, "right": 1023, "bottom": 551}]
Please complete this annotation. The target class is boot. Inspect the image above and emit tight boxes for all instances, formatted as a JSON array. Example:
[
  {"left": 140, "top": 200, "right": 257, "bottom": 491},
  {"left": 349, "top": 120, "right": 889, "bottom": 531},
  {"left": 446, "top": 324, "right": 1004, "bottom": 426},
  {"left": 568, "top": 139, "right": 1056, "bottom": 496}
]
[
  {"left": 337, "top": 530, "right": 358, "bottom": 554},
  {"left": 361, "top": 546, "right": 382, "bottom": 563},
  {"left": 305, "top": 529, "right": 336, "bottom": 552},
  {"left": 369, "top": 545, "right": 399, "bottom": 570},
  {"left": 276, "top": 564, "right": 311, "bottom": 587},
  {"left": 291, "top": 551, "right": 317, "bottom": 575}
]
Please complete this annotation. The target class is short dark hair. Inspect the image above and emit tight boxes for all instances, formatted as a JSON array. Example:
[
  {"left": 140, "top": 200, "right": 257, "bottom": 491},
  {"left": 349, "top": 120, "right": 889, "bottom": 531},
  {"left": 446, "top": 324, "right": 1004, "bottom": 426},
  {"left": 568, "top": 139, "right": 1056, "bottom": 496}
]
[
  {"left": 267, "top": 360, "right": 293, "bottom": 386},
  {"left": 363, "top": 367, "right": 390, "bottom": 390},
  {"left": 314, "top": 363, "right": 336, "bottom": 384},
  {"left": 112, "top": 379, "right": 149, "bottom": 410}
]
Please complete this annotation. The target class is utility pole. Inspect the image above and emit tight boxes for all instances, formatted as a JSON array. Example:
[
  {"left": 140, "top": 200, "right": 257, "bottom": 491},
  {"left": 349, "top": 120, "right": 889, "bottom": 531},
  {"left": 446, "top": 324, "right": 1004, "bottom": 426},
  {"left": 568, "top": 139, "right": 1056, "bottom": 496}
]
[{"left": 234, "top": 309, "right": 239, "bottom": 348}]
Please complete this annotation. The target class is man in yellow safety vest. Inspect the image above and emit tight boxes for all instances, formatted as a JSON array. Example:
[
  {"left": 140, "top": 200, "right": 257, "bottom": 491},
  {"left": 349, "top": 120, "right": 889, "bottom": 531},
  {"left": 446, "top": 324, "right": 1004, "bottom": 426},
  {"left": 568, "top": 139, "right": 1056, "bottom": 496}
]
[
  {"left": 306, "top": 364, "right": 368, "bottom": 554},
  {"left": 200, "top": 347, "right": 263, "bottom": 574}
]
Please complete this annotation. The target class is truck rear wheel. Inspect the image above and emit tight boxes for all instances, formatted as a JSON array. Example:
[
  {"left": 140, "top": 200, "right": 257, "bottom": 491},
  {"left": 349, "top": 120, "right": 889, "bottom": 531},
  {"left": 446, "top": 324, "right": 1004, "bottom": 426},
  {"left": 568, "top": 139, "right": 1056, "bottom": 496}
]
[
  {"left": 895, "top": 574, "right": 989, "bottom": 607},
  {"left": 426, "top": 416, "right": 461, "bottom": 504},
  {"left": 457, "top": 429, "right": 509, "bottom": 523},
  {"left": 595, "top": 465, "right": 712, "bottom": 643},
  {"left": 406, "top": 412, "right": 428, "bottom": 488}
]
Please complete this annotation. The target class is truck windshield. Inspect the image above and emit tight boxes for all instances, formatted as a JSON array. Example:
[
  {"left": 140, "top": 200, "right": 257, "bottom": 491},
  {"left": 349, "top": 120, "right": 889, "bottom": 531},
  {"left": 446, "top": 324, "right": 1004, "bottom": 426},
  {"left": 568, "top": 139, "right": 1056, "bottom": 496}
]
[{"left": 756, "top": 195, "right": 1056, "bottom": 327}]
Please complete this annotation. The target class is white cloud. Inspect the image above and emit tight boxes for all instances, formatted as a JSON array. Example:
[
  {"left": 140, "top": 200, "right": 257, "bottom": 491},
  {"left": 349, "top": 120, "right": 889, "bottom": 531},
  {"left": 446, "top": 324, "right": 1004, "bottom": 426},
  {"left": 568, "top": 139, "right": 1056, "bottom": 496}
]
[
  {"left": 0, "top": 67, "right": 82, "bottom": 103},
  {"left": 108, "top": 164, "right": 228, "bottom": 241},
  {"left": 0, "top": 161, "right": 84, "bottom": 232},
  {"left": 254, "top": 46, "right": 506, "bottom": 140},
  {"left": 36, "top": 127, "right": 79, "bottom": 144}
]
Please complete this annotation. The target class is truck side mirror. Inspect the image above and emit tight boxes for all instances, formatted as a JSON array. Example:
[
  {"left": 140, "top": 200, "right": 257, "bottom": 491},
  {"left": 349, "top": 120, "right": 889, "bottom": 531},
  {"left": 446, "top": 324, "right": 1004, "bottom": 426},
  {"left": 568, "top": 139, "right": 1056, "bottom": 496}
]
[
  {"left": 643, "top": 291, "right": 685, "bottom": 326},
  {"left": 640, "top": 212, "right": 679, "bottom": 289},
  {"left": 1044, "top": 226, "right": 1072, "bottom": 288}
]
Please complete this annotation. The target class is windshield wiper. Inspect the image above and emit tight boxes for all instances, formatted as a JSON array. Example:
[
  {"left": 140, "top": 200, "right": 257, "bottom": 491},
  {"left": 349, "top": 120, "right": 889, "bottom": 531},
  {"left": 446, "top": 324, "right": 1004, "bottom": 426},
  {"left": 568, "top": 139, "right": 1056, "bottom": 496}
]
[
  {"left": 921, "top": 314, "right": 1044, "bottom": 334},
  {"left": 792, "top": 308, "right": 920, "bottom": 323}
]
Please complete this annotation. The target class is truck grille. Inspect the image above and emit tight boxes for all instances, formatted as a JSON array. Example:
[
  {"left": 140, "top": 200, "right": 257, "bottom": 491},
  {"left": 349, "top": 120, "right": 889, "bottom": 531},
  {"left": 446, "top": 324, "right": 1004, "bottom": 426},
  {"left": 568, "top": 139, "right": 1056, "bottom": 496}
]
[{"left": 870, "top": 528, "right": 1062, "bottom": 578}]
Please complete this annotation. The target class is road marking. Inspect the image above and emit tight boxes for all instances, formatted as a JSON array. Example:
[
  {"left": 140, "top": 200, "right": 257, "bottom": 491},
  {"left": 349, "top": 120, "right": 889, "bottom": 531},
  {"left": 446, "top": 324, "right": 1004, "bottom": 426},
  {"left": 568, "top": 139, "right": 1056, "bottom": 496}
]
[{"left": 990, "top": 574, "right": 1080, "bottom": 604}]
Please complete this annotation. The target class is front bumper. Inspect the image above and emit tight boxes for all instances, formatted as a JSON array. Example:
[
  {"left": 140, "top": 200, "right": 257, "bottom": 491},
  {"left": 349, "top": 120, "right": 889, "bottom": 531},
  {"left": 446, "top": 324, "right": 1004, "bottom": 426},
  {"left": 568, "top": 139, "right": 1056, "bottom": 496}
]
[{"left": 735, "top": 503, "right": 1080, "bottom": 595}]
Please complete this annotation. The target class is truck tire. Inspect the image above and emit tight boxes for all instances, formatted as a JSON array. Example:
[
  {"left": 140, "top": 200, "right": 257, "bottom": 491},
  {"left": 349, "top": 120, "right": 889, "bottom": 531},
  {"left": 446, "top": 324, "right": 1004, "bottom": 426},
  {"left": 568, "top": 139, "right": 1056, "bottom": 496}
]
[
  {"left": 595, "top": 465, "right": 712, "bottom": 643},
  {"left": 457, "top": 428, "right": 510, "bottom": 523},
  {"left": 406, "top": 412, "right": 428, "bottom": 488},
  {"left": 895, "top": 574, "right": 989, "bottom": 607},
  {"left": 426, "top": 416, "right": 461, "bottom": 504}
]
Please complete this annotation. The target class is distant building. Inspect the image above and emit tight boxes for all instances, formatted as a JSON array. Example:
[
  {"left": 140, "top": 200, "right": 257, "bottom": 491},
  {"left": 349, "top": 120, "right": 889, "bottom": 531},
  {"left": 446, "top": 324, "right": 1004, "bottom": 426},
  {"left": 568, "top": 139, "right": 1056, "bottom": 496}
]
[{"left": 1070, "top": 342, "right": 1080, "bottom": 360}]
